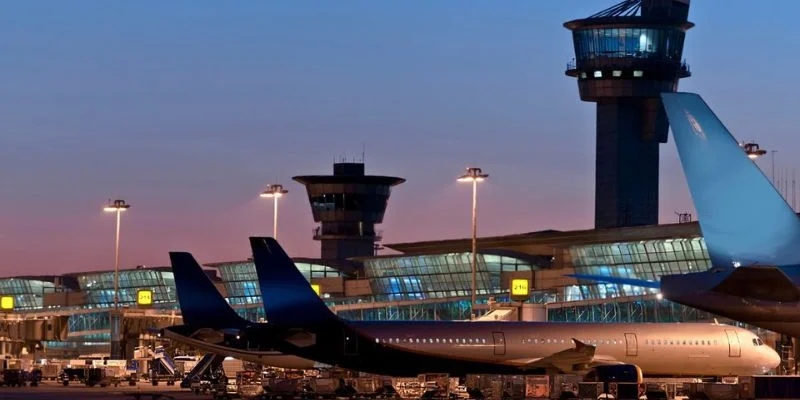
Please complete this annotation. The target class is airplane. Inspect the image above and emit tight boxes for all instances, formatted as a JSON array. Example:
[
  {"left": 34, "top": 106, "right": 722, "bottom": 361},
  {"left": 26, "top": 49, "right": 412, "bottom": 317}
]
[
  {"left": 567, "top": 92, "right": 800, "bottom": 338},
  {"left": 246, "top": 236, "right": 779, "bottom": 377},
  {"left": 161, "top": 252, "right": 317, "bottom": 370}
]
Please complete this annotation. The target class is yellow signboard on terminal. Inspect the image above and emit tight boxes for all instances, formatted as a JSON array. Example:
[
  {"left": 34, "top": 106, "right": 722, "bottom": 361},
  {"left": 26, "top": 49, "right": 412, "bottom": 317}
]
[
  {"left": 137, "top": 289, "right": 153, "bottom": 306},
  {"left": 1, "top": 296, "right": 14, "bottom": 310},
  {"left": 311, "top": 284, "right": 321, "bottom": 296},
  {"left": 511, "top": 279, "right": 530, "bottom": 301}
]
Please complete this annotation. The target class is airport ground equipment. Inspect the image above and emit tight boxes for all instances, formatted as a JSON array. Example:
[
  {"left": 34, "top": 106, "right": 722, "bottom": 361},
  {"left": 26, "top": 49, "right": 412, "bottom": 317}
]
[
  {"left": 122, "top": 392, "right": 176, "bottom": 400},
  {"left": 180, "top": 353, "right": 225, "bottom": 388},
  {"left": 213, "top": 375, "right": 239, "bottom": 400},
  {"left": 148, "top": 350, "right": 180, "bottom": 385},
  {"left": 0, "top": 368, "right": 26, "bottom": 387}
]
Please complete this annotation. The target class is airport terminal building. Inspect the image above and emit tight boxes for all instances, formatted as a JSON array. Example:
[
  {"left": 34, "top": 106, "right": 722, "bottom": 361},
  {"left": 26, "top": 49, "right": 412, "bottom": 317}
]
[
  {"left": 2, "top": 0, "right": 788, "bottom": 373},
  {"left": 0, "top": 218, "right": 732, "bottom": 360}
]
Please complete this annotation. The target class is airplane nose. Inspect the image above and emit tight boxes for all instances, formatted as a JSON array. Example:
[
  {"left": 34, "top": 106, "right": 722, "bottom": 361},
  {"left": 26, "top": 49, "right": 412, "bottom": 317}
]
[{"left": 770, "top": 348, "right": 781, "bottom": 368}]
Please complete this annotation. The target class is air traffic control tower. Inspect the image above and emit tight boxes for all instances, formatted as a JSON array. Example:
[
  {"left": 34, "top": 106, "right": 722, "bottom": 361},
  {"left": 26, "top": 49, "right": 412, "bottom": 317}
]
[
  {"left": 294, "top": 162, "right": 405, "bottom": 260},
  {"left": 565, "top": 0, "right": 693, "bottom": 228}
]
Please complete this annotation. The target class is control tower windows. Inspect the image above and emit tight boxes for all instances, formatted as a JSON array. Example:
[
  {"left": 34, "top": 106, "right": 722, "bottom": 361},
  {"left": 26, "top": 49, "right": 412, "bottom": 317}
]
[
  {"left": 310, "top": 193, "right": 390, "bottom": 213},
  {"left": 572, "top": 27, "right": 685, "bottom": 63}
]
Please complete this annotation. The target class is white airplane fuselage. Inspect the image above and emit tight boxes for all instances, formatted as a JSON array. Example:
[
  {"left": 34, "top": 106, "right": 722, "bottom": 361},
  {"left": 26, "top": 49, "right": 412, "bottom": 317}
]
[{"left": 351, "top": 321, "right": 779, "bottom": 377}]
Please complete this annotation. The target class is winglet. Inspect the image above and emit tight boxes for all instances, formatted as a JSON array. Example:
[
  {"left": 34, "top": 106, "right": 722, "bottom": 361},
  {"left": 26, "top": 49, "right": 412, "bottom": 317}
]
[
  {"left": 169, "top": 252, "right": 247, "bottom": 329},
  {"left": 249, "top": 237, "right": 336, "bottom": 325},
  {"left": 661, "top": 92, "right": 800, "bottom": 267}
]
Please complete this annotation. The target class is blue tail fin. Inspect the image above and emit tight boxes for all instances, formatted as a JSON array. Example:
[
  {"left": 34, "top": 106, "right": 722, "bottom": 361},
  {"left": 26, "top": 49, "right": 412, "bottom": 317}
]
[
  {"left": 565, "top": 274, "right": 661, "bottom": 289},
  {"left": 169, "top": 252, "right": 248, "bottom": 329},
  {"left": 249, "top": 237, "right": 336, "bottom": 325},
  {"left": 661, "top": 92, "right": 800, "bottom": 267}
]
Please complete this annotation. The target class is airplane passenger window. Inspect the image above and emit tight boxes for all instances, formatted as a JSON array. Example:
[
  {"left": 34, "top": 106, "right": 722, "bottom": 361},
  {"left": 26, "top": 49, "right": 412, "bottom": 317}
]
[
  {"left": 482, "top": 339, "right": 486, "bottom": 344},
  {"left": 375, "top": 338, "right": 379, "bottom": 343}
]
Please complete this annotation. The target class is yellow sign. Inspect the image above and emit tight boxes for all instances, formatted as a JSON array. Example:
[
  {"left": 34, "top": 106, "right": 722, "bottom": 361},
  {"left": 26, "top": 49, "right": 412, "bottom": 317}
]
[
  {"left": 511, "top": 279, "right": 530, "bottom": 297},
  {"left": 311, "top": 284, "right": 321, "bottom": 296},
  {"left": 0, "top": 296, "right": 14, "bottom": 310},
  {"left": 137, "top": 289, "right": 153, "bottom": 306}
]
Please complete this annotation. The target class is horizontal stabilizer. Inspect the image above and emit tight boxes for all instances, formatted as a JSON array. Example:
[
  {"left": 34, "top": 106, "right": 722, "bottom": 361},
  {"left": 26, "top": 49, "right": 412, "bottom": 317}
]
[
  {"left": 566, "top": 274, "right": 661, "bottom": 289},
  {"left": 661, "top": 92, "right": 800, "bottom": 267},
  {"left": 711, "top": 266, "right": 800, "bottom": 302}
]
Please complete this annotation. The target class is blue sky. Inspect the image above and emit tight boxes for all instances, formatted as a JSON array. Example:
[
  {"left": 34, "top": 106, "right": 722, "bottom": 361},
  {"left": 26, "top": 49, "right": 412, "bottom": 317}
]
[{"left": 2, "top": 1, "right": 799, "bottom": 274}]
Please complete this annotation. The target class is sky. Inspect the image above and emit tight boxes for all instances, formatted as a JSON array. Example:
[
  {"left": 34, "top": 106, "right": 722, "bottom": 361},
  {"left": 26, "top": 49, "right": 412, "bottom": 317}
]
[{"left": 2, "top": 1, "right": 800, "bottom": 276}]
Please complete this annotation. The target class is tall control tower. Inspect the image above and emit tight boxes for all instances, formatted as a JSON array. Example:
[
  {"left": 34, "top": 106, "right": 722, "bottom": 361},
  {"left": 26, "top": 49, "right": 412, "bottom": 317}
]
[
  {"left": 294, "top": 162, "right": 405, "bottom": 260},
  {"left": 565, "top": 0, "right": 693, "bottom": 228}
]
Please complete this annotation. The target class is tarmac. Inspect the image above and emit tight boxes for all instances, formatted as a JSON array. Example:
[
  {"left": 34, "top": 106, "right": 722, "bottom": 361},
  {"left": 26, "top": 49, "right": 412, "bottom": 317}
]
[{"left": 0, "top": 380, "right": 202, "bottom": 400}]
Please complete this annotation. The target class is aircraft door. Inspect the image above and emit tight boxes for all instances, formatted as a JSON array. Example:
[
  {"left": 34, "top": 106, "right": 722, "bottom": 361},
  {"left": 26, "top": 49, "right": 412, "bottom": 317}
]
[
  {"left": 343, "top": 330, "right": 359, "bottom": 356},
  {"left": 492, "top": 332, "right": 506, "bottom": 356},
  {"left": 725, "top": 330, "right": 741, "bottom": 357},
  {"left": 624, "top": 333, "right": 638, "bottom": 356}
]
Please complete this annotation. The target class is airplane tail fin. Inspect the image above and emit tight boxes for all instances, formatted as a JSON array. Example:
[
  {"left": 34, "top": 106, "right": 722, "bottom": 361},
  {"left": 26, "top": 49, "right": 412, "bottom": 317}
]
[
  {"left": 169, "top": 252, "right": 248, "bottom": 329},
  {"left": 565, "top": 274, "right": 661, "bottom": 289},
  {"left": 249, "top": 237, "right": 337, "bottom": 325},
  {"left": 661, "top": 92, "right": 800, "bottom": 267}
]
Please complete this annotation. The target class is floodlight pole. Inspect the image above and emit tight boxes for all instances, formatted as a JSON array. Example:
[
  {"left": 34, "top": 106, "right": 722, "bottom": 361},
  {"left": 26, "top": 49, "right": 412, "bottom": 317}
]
[{"left": 457, "top": 167, "right": 488, "bottom": 320}]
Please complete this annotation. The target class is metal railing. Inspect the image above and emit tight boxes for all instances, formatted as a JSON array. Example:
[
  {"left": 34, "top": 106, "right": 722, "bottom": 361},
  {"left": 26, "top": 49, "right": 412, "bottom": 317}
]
[{"left": 312, "top": 226, "right": 382, "bottom": 241}]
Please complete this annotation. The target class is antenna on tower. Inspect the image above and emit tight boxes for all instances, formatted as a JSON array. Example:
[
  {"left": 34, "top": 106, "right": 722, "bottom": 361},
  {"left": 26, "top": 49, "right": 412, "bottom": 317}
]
[{"left": 362, "top": 142, "right": 366, "bottom": 164}]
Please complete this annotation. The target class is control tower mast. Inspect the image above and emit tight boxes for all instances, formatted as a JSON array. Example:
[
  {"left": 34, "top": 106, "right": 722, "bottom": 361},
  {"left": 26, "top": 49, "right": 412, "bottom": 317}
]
[
  {"left": 294, "top": 162, "right": 405, "bottom": 260},
  {"left": 565, "top": 0, "right": 693, "bottom": 228}
]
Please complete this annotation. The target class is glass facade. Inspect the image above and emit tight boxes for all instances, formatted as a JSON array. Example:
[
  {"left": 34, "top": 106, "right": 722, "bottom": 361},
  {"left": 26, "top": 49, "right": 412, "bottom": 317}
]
[
  {"left": 548, "top": 297, "right": 719, "bottom": 324},
  {"left": 68, "top": 312, "right": 111, "bottom": 333},
  {"left": 77, "top": 269, "right": 177, "bottom": 308},
  {"left": 568, "top": 237, "right": 709, "bottom": 299},
  {"left": 0, "top": 278, "right": 55, "bottom": 310},
  {"left": 572, "top": 27, "right": 685, "bottom": 65},
  {"left": 363, "top": 252, "right": 537, "bottom": 301},
  {"left": 215, "top": 261, "right": 343, "bottom": 306}
]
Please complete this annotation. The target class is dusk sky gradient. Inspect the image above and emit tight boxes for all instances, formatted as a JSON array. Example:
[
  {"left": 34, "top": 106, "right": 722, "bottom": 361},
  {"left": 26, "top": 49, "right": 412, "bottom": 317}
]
[{"left": 3, "top": 1, "right": 800, "bottom": 276}]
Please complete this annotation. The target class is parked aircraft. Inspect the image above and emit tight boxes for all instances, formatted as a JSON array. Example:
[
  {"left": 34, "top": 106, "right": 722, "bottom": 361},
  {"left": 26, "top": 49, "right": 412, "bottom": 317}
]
[
  {"left": 161, "top": 252, "right": 317, "bottom": 370},
  {"left": 246, "top": 237, "right": 778, "bottom": 377}
]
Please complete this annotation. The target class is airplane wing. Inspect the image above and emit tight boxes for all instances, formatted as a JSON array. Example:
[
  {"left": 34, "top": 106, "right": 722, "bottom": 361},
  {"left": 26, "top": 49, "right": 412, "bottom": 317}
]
[
  {"left": 507, "top": 339, "right": 622, "bottom": 373},
  {"left": 711, "top": 265, "right": 800, "bottom": 302}
]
